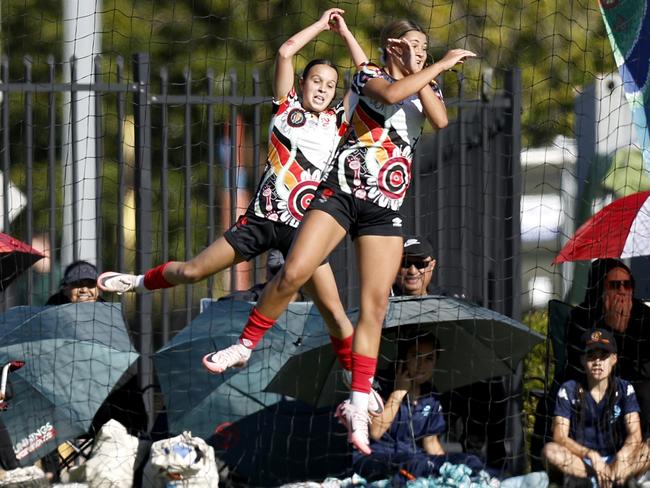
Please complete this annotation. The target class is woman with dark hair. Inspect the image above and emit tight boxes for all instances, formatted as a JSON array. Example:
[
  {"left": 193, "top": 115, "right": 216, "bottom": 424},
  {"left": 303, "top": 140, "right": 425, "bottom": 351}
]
[
  {"left": 353, "top": 333, "right": 484, "bottom": 485},
  {"left": 544, "top": 329, "right": 643, "bottom": 487},
  {"left": 204, "top": 17, "right": 475, "bottom": 455},
  {"left": 565, "top": 259, "right": 650, "bottom": 436}
]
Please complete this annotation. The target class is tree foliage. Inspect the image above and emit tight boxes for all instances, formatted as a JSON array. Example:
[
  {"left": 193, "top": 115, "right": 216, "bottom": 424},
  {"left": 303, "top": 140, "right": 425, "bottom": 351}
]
[{"left": 2, "top": 0, "right": 614, "bottom": 146}]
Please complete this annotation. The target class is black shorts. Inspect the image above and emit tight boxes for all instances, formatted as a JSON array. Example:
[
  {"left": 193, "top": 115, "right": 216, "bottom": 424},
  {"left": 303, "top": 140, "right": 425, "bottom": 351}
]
[
  {"left": 223, "top": 211, "right": 296, "bottom": 260},
  {"left": 307, "top": 184, "right": 404, "bottom": 239}
]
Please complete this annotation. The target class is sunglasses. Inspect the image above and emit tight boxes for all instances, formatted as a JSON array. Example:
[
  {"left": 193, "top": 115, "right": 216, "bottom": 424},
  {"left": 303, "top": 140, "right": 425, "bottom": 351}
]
[
  {"left": 402, "top": 257, "right": 430, "bottom": 270},
  {"left": 606, "top": 280, "right": 633, "bottom": 291}
]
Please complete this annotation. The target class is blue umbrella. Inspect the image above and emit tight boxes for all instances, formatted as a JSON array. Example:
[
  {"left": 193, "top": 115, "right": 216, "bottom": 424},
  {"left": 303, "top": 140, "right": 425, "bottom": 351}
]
[
  {"left": 154, "top": 299, "right": 329, "bottom": 441},
  {"left": 0, "top": 302, "right": 139, "bottom": 465}
]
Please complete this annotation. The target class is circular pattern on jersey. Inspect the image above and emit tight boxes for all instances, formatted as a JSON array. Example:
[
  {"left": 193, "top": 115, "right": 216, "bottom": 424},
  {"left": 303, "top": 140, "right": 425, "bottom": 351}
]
[
  {"left": 287, "top": 108, "right": 306, "bottom": 127},
  {"left": 287, "top": 180, "right": 319, "bottom": 220},
  {"left": 377, "top": 156, "right": 410, "bottom": 200}
]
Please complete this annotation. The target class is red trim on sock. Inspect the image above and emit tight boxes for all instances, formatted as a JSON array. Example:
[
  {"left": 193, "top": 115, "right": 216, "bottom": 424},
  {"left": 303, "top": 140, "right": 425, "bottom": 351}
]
[
  {"left": 351, "top": 352, "right": 377, "bottom": 394},
  {"left": 239, "top": 307, "right": 275, "bottom": 349},
  {"left": 330, "top": 334, "right": 353, "bottom": 371},
  {"left": 143, "top": 262, "right": 174, "bottom": 290}
]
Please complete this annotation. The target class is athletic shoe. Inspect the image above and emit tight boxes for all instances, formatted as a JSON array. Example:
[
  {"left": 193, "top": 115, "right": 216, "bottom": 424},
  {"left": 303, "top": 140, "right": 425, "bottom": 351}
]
[
  {"left": 341, "top": 370, "right": 385, "bottom": 417},
  {"left": 335, "top": 400, "right": 371, "bottom": 455},
  {"left": 202, "top": 343, "right": 252, "bottom": 374},
  {"left": 97, "top": 272, "right": 142, "bottom": 294}
]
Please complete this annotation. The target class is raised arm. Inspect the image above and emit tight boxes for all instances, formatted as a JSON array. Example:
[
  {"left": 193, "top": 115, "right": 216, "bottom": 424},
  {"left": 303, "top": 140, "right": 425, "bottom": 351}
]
[
  {"left": 327, "top": 11, "right": 368, "bottom": 119},
  {"left": 274, "top": 8, "right": 345, "bottom": 100},
  {"left": 370, "top": 389, "right": 406, "bottom": 440},
  {"left": 329, "top": 12, "right": 368, "bottom": 69},
  {"left": 370, "top": 364, "right": 409, "bottom": 440},
  {"left": 362, "top": 48, "right": 476, "bottom": 106}
]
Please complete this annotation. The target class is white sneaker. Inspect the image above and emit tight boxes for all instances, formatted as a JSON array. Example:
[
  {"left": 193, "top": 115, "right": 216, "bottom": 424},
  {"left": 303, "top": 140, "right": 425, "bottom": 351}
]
[
  {"left": 341, "top": 370, "right": 385, "bottom": 417},
  {"left": 335, "top": 399, "right": 371, "bottom": 455},
  {"left": 97, "top": 272, "right": 142, "bottom": 294},
  {"left": 202, "top": 343, "right": 252, "bottom": 374}
]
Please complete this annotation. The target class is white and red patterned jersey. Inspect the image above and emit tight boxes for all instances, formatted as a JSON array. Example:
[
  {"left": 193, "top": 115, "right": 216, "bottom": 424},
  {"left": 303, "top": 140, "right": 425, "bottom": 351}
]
[
  {"left": 251, "top": 87, "right": 346, "bottom": 227},
  {"left": 323, "top": 62, "right": 444, "bottom": 211}
]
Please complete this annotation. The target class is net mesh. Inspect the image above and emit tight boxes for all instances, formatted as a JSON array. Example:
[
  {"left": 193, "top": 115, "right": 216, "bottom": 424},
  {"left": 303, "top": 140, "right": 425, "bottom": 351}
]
[{"left": 0, "top": 0, "right": 648, "bottom": 484}]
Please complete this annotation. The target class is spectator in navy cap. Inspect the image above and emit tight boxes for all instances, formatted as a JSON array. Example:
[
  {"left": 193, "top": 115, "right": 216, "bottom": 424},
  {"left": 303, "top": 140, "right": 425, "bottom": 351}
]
[
  {"left": 46, "top": 260, "right": 101, "bottom": 305},
  {"left": 544, "top": 328, "right": 643, "bottom": 487}
]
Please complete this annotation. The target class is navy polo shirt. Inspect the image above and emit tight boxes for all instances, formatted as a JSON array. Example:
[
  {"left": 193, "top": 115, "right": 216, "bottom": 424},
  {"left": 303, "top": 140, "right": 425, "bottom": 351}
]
[
  {"left": 371, "top": 392, "right": 446, "bottom": 456},
  {"left": 554, "top": 377, "right": 640, "bottom": 456}
]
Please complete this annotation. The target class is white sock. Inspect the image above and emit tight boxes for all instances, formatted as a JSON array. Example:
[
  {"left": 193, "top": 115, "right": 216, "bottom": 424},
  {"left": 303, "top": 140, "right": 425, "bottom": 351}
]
[
  {"left": 134, "top": 275, "right": 145, "bottom": 292},
  {"left": 350, "top": 391, "right": 369, "bottom": 412}
]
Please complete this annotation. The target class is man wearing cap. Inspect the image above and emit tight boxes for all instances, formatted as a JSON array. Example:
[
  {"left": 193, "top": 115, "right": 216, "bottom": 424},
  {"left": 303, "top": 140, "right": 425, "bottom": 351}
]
[
  {"left": 392, "top": 236, "right": 440, "bottom": 297},
  {"left": 543, "top": 328, "right": 643, "bottom": 487},
  {"left": 390, "top": 235, "right": 507, "bottom": 471}
]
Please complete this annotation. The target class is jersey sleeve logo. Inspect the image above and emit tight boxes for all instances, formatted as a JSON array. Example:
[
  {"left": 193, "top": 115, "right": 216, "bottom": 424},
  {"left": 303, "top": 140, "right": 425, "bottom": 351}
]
[{"left": 288, "top": 108, "right": 307, "bottom": 128}]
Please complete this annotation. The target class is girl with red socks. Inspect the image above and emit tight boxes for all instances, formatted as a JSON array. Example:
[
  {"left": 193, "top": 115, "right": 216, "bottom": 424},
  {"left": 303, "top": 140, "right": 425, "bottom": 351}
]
[
  {"left": 97, "top": 10, "right": 382, "bottom": 415},
  {"left": 206, "top": 19, "right": 475, "bottom": 455}
]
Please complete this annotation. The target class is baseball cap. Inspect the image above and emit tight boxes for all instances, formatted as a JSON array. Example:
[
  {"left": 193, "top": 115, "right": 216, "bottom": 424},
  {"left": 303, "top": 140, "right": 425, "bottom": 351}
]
[
  {"left": 581, "top": 328, "right": 617, "bottom": 354},
  {"left": 402, "top": 235, "right": 434, "bottom": 259},
  {"left": 62, "top": 261, "right": 98, "bottom": 286}
]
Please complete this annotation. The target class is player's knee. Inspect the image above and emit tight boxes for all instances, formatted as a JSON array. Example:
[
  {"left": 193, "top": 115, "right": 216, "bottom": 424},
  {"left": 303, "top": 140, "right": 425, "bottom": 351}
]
[
  {"left": 277, "top": 264, "right": 308, "bottom": 294},
  {"left": 177, "top": 262, "right": 206, "bottom": 283},
  {"left": 361, "top": 294, "right": 390, "bottom": 327}
]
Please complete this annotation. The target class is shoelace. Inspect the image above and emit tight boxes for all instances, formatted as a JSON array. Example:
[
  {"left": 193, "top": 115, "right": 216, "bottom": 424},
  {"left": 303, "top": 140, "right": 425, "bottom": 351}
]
[
  {"left": 342, "top": 403, "right": 368, "bottom": 436},
  {"left": 210, "top": 346, "right": 246, "bottom": 367}
]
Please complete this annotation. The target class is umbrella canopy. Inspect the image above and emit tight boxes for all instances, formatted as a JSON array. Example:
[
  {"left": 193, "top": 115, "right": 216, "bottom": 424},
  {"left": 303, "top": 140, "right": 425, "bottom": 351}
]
[
  {"left": 0, "top": 233, "right": 45, "bottom": 290},
  {"left": 0, "top": 302, "right": 139, "bottom": 465},
  {"left": 554, "top": 190, "right": 650, "bottom": 263},
  {"left": 266, "top": 295, "right": 545, "bottom": 408},
  {"left": 154, "top": 299, "right": 328, "bottom": 441}
]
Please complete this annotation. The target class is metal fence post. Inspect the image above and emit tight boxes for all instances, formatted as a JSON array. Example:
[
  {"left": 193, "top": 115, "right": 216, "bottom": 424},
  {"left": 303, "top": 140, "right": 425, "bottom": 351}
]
[
  {"left": 133, "top": 52, "right": 154, "bottom": 431},
  {"left": 24, "top": 55, "right": 34, "bottom": 303},
  {"left": 503, "top": 67, "right": 525, "bottom": 475}
]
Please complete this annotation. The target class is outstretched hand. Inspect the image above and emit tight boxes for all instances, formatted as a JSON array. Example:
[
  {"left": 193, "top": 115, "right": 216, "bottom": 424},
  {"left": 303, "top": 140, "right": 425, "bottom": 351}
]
[{"left": 436, "top": 48, "right": 477, "bottom": 71}]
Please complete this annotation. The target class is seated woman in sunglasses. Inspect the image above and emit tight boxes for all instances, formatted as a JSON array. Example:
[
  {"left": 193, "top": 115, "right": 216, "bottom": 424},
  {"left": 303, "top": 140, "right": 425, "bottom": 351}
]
[{"left": 565, "top": 258, "right": 650, "bottom": 438}]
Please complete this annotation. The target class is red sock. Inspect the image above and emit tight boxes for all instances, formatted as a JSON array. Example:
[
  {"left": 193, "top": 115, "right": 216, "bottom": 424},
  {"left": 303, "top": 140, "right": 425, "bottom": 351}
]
[
  {"left": 143, "top": 262, "right": 174, "bottom": 290},
  {"left": 351, "top": 352, "right": 377, "bottom": 394},
  {"left": 239, "top": 307, "right": 275, "bottom": 349},
  {"left": 330, "top": 334, "right": 353, "bottom": 371}
]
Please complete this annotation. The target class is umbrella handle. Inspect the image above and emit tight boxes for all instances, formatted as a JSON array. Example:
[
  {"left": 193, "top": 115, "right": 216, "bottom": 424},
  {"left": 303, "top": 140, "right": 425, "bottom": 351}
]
[{"left": 0, "top": 360, "right": 24, "bottom": 399}]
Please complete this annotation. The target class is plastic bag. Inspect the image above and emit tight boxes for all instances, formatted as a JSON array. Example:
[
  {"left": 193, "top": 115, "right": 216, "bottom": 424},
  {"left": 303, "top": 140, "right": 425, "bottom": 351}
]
[
  {"left": 68, "top": 419, "right": 139, "bottom": 488},
  {"left": 142, "top": 431, "right": 219, "bottom": 487}
]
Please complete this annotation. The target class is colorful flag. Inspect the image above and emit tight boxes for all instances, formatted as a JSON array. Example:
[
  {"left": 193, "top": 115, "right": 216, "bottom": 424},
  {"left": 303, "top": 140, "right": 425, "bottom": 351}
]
[{"left": 599, "top": 0, "right": 650, "bottom": 170}]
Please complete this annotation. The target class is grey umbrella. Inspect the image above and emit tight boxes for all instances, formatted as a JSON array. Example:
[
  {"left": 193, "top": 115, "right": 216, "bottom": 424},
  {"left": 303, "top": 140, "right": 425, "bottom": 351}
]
[
  {"left": 154, "top": 299, "right": 329, "bottom": 441},
  {"left": 266, "top": 295, "right": 544, "bottom": 408},
  {"left": 0, "top": 302, "right": 139, "bottom": 465}
]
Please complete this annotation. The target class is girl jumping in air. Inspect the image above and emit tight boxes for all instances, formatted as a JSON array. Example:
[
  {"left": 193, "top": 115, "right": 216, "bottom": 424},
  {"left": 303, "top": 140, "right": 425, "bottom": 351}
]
[
  {"left": 205, "top": 18, "right": 475, "bottom": 455},
  {"left": 98, "top": 10, "right": 383, "bottom": 416}
]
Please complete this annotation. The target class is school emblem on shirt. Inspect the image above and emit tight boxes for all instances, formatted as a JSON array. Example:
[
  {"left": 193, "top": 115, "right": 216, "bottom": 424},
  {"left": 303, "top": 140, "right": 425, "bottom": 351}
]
[{"left": 287, "top": 108, "right": 306, "bottom": 127}]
